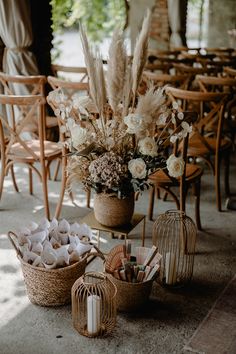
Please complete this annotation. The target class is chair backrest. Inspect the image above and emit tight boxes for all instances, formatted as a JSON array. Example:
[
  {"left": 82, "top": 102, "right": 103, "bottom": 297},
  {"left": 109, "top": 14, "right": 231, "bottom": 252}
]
[
  {"left": 143, "top": 71, "right": 190, "bottom": 89},
  {"left": 0, "top": 94, "right": 46, "bottom": 160},
  {"left": 224, "top": 66, "right": 236, "bottom": 78},
  {"left": 0, "top": 72, "right": 47, "bottom": 96},
  {"left": 51, "top": 64, "right": 88, "bottom": 83},
  {"left": 47, "top": 75, "right": 89, "bottom": 99},
  {"left": 166, "top": 87, "right": 228, "bottom": 156},
  {"left": 0, "top": 72, "right": 47, "bottom": 137}
]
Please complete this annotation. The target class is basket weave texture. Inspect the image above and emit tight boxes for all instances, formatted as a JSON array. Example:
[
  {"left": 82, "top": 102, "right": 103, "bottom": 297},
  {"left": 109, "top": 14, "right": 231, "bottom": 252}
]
[
  {"left": 94, "top": 192, "right": 134, "bottom": 227},
  {"left": 107, "top": 274, "right": 153, "bottom": 312},
  {"left": 20, "top": 255, "right": 87, "bottom": 306}
]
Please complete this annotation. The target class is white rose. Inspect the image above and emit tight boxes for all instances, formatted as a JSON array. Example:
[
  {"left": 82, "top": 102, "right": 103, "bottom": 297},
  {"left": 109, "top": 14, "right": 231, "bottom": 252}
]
[
  {"left": 138, "top": 137, "right": 157, "bottom": 157},
  {"left": 128, "top": 158, "right": 147, "bottom": 179},
  {"left": 166, "top": 154, "right": 185, "bottom": 178},
  {"left": 124, "top": 113, "right": 145, "bottom": 134},
  {"left": 70, "top": 125, "right": 88, "bottom": 148}
]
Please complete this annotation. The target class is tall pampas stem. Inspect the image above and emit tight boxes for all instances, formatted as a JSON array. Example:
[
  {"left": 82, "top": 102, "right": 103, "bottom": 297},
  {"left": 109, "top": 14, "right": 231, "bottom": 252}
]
[
  {"left": 107, "top": 28, "right": 127, "bottom": 117},
  {"left": 131, "top": 9, "right": 151, "bottom": 108}
]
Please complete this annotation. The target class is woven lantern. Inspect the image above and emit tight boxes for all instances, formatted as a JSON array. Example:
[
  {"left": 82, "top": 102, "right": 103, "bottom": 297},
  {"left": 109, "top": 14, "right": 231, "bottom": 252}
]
[
  {"left": 71, "top": 272, "right": 117, "bottom": 337},
  {"left": 152, "top": 210, "right": 197, "bottom": 287}
]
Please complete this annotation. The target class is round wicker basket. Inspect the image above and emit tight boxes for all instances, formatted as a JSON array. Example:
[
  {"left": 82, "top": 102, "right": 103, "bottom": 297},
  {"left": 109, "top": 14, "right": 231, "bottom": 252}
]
[
  {"left": 94, "top": 193, "right": 134, "bottom": 227},
  {"left": 19, "top": 255, "right": 87, "bottom": 306},
  {"left": 107, "top": 274, "right": 153, "bottom": 312},
  {"left": 8, "top": 231, "right": 87, "bottom": 307}
]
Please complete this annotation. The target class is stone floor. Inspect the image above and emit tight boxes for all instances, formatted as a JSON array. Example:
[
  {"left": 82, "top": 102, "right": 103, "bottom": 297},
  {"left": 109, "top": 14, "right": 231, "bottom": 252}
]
[{"left": 0, "top": 154, "right": 236, "bottom": 354}]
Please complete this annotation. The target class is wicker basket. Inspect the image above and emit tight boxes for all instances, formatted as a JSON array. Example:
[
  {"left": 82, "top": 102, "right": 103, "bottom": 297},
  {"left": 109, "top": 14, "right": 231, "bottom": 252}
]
[
  {"left": 94, "top": 192, "right": 134, "bottom": 227},
  {"left": 105, "top": 245, "right": 154, "bottom": 312},
  {"left": 8, "top": 231, "right": 88, "bottom": 307},
  {"left": 107, "top": 274, "right": 153, "bottom": 312}
]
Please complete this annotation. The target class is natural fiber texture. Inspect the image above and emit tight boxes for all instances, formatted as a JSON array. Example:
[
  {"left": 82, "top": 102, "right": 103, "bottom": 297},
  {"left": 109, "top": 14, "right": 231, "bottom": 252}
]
[
  {"left": 72, "top": 272, "right": 117, "bottom": 337},
  {"left": 94, "top": 193, "right": 134, "bottom": 227},
  {"left": 107, "top": 28, "right": 126, "bottom": 115},
  {"left": 19, "top": 255, "right": 87, "bottom": 306},
  {"left": 131, "top": 9, "right": 151, "bottom": 104},
  {"left": 107, "top": 274, "right": 153, "bottom": 312},
  {"left": 105, "top": 245, "right": 125, "bottom": 274}
]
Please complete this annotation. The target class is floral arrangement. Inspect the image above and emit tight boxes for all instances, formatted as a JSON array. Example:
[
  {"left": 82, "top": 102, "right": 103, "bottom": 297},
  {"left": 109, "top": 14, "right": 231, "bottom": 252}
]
[{"left": 47, "top": 10, "right": 191, "bottom": 199}]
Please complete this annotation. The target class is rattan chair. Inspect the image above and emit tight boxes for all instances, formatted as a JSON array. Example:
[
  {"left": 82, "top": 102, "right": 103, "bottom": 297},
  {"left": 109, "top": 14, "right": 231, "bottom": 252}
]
[
  {"left": 0, "top": 94, "right": 61, "bottom": 219},
  {"left": 148, "top": 111, "right": 203, "bottom": 230},
  {"left": 166, "top": 87, "right": 230, "bottom": 211}
]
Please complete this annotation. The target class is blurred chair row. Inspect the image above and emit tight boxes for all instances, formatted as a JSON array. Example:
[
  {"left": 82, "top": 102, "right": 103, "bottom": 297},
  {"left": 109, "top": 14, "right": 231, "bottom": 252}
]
[{"left": 0, "top": 58, "right": 235, "bottom": 227}]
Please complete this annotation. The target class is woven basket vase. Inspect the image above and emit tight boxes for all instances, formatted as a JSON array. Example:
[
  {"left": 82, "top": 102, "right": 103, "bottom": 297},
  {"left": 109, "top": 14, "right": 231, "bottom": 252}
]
[
  {"left": 107, "top": 274, "right": 153, "bottom": 312},
  {"left": 94, "top": 193, "right": 134, "bottom": 227},
  {"left": 19, "top": 255, "right": 87, "bottom": 306}
]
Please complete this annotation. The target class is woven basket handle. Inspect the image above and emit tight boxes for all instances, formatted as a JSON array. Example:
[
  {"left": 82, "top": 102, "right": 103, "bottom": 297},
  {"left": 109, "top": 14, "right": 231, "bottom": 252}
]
[
  {"left": 86, "top": 243, "right": 106, "bottom": 261},
  {"left": 7, "top": 231, "right": 23, "bottom": 258}
]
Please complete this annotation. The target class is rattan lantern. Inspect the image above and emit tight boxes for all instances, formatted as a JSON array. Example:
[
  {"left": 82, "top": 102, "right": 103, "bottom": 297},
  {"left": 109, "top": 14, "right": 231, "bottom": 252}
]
[
  {"left": 71, "top": 272, "right": 117, "bottom": 337},
  {"left": 152, "top": 210, "right": 197, "bottom": 287}
]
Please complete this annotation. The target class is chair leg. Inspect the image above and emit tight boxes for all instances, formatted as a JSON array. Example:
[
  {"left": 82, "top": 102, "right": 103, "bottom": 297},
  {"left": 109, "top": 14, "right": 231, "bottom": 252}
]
[
  {"left": 10, "top": 165, "right": 19, "bottom": 192},
  {"left": 215, "top": 155, "right": 221, "bottom": 211},
  {"left": 29, "top": 167, "right": 33, "bottom": 195},
  {"left": 86, "top": 188, "right": 91, "bottom": 208},
  {"left": 54, "top": 157, "right": 67, "bottom": 220},
  {"left": 148, "top": 185, "right": 155, "bottom": 221},
  {"left": 53, "top": 159, "right": 61, "bottom": 181},
  {"left": 193, "top": 180, "right": 202, "bottom": 231},
  {"left": 41, "top": 161, "right": 50, "bottom": 220},
  {"left": 224, "top": 151, "right": 230, "bottom": 197},
  {"left": 0, "top": 161, "right": 5, "bottom": 200}
]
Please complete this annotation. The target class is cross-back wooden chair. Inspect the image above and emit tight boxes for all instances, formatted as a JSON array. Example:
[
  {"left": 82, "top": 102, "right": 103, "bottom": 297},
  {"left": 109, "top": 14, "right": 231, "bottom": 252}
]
[
  {"left": 196, "top": 74, "right": 236, "bottom": 163},
  {"left": 47, "top": 75, "right": 91, "bottom": 219},
  {"left": 166, "top": 87, "right": 230, "bottom": 211},
  {"left": 51, "top": 64, "right": 88, "bottom": 82},
  {"left": 173, "top": 63, "right": 217, "bottom": 89},
  {"left": 148, "top": 111, "right": 203, "bottom": 230},
  {"left": 0, "top": 72, "right": 58, "bottom": 138},
  {"left": 0, "top": 94, "right": 61, "bottom": 219}
]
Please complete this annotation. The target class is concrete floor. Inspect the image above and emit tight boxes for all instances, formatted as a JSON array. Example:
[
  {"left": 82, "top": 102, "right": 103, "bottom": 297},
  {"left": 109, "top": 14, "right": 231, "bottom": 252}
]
[{"left": 0, "top": 154, "right": 236, "bottom": 354}]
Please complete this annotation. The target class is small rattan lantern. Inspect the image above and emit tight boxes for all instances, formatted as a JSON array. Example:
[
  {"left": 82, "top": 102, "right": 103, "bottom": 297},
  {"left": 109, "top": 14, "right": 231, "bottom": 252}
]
[
  {"left": 71, "top": 272, "right": 117, "bottom": 337},
  {"left": 152, "top": 210, "right": 197, "bottom": 287}
]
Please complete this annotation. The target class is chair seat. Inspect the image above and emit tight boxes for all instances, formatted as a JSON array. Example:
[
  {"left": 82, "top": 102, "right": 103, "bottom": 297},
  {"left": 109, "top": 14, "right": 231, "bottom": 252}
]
[
  {"left": 187, "top": 135, "right": 231, "bottom": 156},
  {"left": 149, "top": 163, "right": 203, "bottom": 185},
  {"left": 9, "top": 140, "right": 61, "bottom": 162}
]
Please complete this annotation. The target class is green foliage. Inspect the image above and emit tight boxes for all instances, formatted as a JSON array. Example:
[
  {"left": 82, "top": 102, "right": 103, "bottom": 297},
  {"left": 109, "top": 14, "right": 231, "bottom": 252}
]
[{"left": 51, "top": 0, "right": 127, "bottom": 43}]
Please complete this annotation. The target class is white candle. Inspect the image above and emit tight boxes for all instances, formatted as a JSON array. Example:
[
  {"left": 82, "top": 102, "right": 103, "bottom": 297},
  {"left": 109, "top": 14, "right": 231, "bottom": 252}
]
[
  {"left": 87, "top": 295, "right": 101, "bottom": 335},
  {"left": 165, "top": 252, "right": 177, "bottom": 285}
]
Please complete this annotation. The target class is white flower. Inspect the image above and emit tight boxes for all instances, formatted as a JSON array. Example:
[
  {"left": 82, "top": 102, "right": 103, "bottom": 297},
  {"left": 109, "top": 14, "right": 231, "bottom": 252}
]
[
  {"left": 166, "top": 154, "right": 185, "bottom": 178},
  {"left": 177, "top": 112, "right": 184, "bottom": 120},
  {"left": 138, "top": 137, "right": 157, "bottom": 156},
  {"left": 70, "top": 125, "right": 88, "bottom": 148},
  {"left": 124, "top": 113, "right": 146, "bottom": 134},
  {"left": 172, "top": 101, "right": 179, "bottom": 110},
  {"left": 170, "top": 134, "right": 178, "bottom": 144},
  {"left": 181, "top": 121, "right": 192, "bottom": 134},
  {"left": 128, "top": 158, "right": 147, "bottom": 179},
  {"left": 72, "top": 94, "right": 97, "bottom": 115}
]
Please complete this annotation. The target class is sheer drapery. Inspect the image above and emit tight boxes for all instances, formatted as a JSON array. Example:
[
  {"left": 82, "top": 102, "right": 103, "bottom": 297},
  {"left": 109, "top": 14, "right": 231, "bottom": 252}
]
[
  {"left": 0, "top": 0, "right": 39, "bottom": 80},
  {"left": 167, "top": 0, "right": 183, "bottom": 47}
]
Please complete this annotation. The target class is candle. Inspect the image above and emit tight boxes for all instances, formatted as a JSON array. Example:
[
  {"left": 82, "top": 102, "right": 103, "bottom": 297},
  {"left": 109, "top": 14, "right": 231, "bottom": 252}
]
[
  {"left": 87, "top": 295, "right": 101, "bottom": 335},
  {"left": 165, "top": 252, "right": 177, "bottom": 285}
]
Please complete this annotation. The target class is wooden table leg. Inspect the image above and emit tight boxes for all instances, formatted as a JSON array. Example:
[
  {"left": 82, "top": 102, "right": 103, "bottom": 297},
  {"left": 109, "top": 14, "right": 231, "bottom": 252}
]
[{"left": 142, "top": 217, "right": 146, "bottom": 247}]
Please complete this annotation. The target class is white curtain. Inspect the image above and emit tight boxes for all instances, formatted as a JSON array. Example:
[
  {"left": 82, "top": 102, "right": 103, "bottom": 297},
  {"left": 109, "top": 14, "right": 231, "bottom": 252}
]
[
  {"left": 0, "top": 0, "right": 39, "bottom": 79},
  {"left": 167, "top": 0, "right": 183, "bottom": 47}
]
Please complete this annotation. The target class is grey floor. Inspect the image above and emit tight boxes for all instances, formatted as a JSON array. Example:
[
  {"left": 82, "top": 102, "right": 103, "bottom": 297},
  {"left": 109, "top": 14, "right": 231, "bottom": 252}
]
[{"left": 0, "top": 154, "right": 236, "bottom": 354}]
